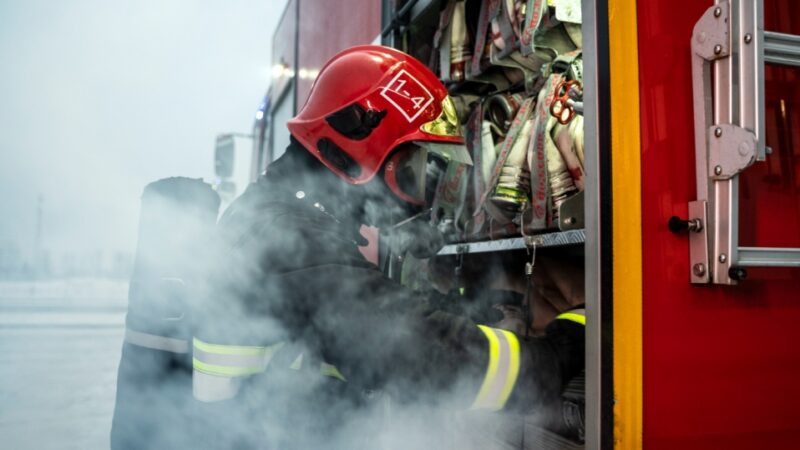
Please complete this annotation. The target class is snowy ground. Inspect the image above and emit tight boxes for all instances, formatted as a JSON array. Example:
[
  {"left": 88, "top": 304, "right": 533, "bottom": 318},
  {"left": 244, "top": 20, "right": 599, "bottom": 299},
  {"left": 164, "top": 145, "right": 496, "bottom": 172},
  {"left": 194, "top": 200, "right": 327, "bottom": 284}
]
[{"left": 0, "top": 279, "right": 127, "bottom": 450}]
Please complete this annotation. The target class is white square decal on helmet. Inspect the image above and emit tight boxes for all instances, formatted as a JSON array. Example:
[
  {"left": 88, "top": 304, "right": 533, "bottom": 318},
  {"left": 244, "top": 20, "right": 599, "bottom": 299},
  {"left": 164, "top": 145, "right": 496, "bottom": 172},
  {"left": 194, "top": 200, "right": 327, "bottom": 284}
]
[{"left": 380, "top": 69, "right": 435, "bottom": 123}]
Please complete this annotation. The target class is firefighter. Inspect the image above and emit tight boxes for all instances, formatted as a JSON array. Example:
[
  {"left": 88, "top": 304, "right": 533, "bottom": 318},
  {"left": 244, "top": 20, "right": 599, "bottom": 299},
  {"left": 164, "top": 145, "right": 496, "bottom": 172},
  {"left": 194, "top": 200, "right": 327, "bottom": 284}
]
[{"left": 192, "top": 45, "right": 584, "bottom": 448}]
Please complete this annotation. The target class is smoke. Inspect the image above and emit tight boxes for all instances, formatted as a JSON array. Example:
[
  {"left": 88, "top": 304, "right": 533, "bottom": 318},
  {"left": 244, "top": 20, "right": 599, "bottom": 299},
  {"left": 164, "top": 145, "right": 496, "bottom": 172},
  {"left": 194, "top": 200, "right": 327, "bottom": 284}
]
[
  {"left": 107, "top": 153, "right": 576, "bottom": 450},
  {"left": 0, "top": 2, "right": 584, "bottom": 447},
  {"left": 98, "top": 169, "right": 575, "bottom": 450}
]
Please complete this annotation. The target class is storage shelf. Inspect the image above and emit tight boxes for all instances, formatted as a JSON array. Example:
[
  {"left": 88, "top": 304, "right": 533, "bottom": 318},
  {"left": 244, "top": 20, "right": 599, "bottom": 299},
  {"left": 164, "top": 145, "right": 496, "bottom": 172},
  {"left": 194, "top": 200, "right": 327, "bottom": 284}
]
[{"left": 437, "top": 229, "right": 586, "bottom": 256}]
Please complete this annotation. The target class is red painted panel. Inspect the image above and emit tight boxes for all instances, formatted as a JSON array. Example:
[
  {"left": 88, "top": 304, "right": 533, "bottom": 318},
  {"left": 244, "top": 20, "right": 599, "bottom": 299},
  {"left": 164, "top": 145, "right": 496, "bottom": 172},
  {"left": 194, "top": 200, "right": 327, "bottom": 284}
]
[
  {"left": 295, "top": 0, "right": 381, "bottom": 111},
  {"left": 637, "top": 1, "right": 800, "bottom": 449}
]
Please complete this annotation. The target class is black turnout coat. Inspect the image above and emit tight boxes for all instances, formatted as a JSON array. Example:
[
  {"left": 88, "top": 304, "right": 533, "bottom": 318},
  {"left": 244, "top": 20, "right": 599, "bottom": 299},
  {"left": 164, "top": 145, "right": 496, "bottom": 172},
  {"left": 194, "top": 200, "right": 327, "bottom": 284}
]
[{"left": 192, "top": 165, "right": 583, "bottom": 449}]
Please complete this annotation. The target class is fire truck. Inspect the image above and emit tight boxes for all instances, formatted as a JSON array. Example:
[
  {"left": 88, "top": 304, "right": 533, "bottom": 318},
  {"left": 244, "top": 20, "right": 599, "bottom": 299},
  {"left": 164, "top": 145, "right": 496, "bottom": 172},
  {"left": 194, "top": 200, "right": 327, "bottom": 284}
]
[{"left": 217, "top": 0, "right": 800, "bottom": 448}]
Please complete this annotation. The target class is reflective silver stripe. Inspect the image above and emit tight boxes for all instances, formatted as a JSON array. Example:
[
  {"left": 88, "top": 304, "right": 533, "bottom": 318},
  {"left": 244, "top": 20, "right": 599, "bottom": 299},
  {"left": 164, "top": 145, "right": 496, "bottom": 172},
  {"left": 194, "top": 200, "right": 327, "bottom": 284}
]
[
  {"left": 470, "top": 325, "right": 521, "bottom": 411},
  {"left": 193, "top": 347, "right": 270, "bottom": 372},
  {"left": 193, "top": 370, "right": 242, "bottom": 403},
  {"left": 124, "top": 328, "right": 188, "bottom": 354},
  {"left": 192, "top": 338, "right": 283, "bottom": 402},
  {"left": 192, "top": 338, "right": 283, "bottom": 378}
]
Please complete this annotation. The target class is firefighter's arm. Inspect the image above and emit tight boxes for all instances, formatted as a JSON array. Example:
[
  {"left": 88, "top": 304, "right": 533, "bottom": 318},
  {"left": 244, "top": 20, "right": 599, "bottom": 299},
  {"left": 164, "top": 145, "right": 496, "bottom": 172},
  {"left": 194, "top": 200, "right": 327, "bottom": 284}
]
[{"left": 276, "top": 265, "right": 584, "bottom": 412}]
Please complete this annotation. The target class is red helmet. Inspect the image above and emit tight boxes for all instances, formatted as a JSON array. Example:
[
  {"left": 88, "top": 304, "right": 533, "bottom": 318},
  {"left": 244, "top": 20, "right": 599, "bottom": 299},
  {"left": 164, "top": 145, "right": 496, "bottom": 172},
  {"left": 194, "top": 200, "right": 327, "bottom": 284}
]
[{"left": 287, "top": 45, "right": 468, "bottom": 203}]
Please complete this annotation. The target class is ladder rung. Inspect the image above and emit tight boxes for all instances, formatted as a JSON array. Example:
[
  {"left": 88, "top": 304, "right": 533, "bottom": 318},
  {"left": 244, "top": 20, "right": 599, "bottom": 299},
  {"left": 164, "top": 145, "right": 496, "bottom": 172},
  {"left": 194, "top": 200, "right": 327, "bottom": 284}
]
[
  {"left": 738, "top": 247, "right": 800, "bottom": 267},
  {"left": 764, "top": 31, "right": 800, "bottom": 67}
]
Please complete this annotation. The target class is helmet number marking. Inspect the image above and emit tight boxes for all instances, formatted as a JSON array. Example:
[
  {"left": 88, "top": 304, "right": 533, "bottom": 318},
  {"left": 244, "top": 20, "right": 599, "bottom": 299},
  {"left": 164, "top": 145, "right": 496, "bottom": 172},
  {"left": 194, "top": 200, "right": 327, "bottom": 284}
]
[{"left": 380, "top": 70, "right": 434, "bottom": 123}]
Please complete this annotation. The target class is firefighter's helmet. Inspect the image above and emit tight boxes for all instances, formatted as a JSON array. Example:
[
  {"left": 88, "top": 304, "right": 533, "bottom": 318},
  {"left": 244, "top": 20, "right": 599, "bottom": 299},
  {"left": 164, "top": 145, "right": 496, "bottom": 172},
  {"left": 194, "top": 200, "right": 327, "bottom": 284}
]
[{"left": 287, "top": 45, "right": 471, "bottom": 205}]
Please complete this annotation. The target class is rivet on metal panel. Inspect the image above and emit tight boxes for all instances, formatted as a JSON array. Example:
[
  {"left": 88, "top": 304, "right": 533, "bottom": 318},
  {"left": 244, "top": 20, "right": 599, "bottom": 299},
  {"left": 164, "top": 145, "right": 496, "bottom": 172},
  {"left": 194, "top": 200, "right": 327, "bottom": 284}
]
[
  {"left": 744, "top": 33, "right": 752, "bottom": 44},
  {"left": 718, "top": 253, "right": 727, "bottom": 263},
  {"left": 697, "top": 31, "right": 707, "bottom": 44},
  {"left": 713, "top": 6, "right": 721, "bottom": 17},
  {"left": 714, "top": 127, "right": 722, "bottom": 137},
  {"left": 714, "top": 44, "right": 722, "bottom": 55},
  {"left": 714, "top": 165, "right": 722, "bottom": 175},
  {"left": 693, "top": 263, "right": 706, "bottom": 277},
  {"left": 766, "top": 146, "right": 773, "bottom": 155}
]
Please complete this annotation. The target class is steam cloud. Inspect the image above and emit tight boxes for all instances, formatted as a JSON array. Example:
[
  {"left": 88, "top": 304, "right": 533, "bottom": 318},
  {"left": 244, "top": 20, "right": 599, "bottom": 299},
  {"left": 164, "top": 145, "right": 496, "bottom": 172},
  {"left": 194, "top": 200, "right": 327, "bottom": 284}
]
[{"left": 111, "top": 168, "right": 564, "bottom": 450}]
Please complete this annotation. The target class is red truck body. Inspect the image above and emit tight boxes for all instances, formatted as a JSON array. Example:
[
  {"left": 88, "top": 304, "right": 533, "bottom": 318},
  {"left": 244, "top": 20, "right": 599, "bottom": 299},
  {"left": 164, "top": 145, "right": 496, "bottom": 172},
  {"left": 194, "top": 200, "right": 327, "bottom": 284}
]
[{"left": 251, "top": 1, "right": 800, "bottom": 448}]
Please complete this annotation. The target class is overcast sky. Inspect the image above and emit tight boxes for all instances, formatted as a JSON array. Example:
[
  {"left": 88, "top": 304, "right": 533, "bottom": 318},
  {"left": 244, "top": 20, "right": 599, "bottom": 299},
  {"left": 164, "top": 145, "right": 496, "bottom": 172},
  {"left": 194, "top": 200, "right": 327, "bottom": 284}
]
[{"left": 0, "top": 0, "right": 287, "bottom": 258}]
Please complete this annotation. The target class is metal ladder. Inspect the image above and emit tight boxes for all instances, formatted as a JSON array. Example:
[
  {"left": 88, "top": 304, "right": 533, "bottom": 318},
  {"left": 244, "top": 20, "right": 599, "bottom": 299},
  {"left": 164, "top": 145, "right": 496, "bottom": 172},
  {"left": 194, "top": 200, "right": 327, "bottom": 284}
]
[{"left": 683, "top": 0, "right": 800, "bottom": 284}]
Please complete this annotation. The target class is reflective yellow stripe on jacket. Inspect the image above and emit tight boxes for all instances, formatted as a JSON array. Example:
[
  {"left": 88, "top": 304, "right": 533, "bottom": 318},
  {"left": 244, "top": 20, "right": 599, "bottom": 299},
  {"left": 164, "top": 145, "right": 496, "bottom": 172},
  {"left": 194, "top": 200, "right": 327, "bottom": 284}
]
[
  {"left": 289, "top": 354, "right": 347, "bottom": 382},
  {"left": 319, "top": 362, "right": 347, "bottom": 382},
  {"left": 192, "top": 338, "right": 283, "bottom": 377},
  {"left": 192, "top": 338, "right": 284, "bottom": 403},
  {"left": 556, "top": 308, "right": 586, "bottom": 326},
  {"left": 470, "top": 325, "right": 521, "bottom": 411},
  {"left": 192, "top": 338, "right": 348, "bottom": 402}
]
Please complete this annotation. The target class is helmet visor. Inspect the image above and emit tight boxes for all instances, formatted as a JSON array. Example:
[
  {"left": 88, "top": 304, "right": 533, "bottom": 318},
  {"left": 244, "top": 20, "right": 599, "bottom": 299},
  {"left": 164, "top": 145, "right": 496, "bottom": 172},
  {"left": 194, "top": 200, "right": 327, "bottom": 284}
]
[
  {"left": 385, "top": 141, "right": 472, "bottom": 206},
  {"left": 420, "top": 96, "right": 463, "bottom": 138}
]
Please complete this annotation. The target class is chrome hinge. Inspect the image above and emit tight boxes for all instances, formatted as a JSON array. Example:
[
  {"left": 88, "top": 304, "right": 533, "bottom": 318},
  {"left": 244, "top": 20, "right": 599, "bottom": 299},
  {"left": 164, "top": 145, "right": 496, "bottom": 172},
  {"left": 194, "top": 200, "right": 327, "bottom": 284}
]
[{"left": 707, "top": 124, "right": 757, "bottom": 180}]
